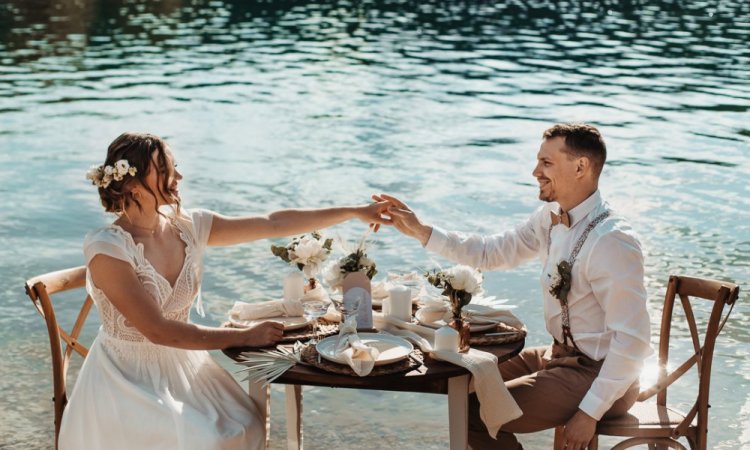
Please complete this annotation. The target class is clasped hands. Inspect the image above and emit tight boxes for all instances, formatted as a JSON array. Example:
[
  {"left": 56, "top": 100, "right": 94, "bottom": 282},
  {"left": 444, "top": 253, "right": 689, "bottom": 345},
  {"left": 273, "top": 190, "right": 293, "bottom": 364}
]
[{"left": 368, "top": 193, "right": 432, "bottom": 245}]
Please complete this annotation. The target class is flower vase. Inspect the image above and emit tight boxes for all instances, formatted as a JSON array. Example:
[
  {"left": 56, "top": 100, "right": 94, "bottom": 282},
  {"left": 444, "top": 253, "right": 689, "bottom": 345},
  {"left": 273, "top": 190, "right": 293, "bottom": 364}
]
[
  {"left": 449, "top": 317, "right": 471, "bottom": 353},
  {"left": 305, "top": 277, "right": 317, "bottom": 293}
]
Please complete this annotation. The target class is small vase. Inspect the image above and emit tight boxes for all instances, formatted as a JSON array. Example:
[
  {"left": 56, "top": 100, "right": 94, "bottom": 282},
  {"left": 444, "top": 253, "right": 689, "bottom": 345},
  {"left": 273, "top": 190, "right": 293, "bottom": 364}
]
[
  {"left": 305, "top": 277, "right": 318, "bottom": 293},
  {"left": 449, "top": 317, "right": 471, "bottom": 353}
]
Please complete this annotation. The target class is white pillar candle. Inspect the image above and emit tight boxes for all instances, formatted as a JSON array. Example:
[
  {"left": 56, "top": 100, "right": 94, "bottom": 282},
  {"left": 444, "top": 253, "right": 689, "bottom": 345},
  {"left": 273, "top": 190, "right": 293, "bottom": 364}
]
[
  {"left": 434, "top": 325, "right": 459, "bottom": 352},
  {"left": 382, "top": 297, "right": 391, "bottom": 316},
  {"left": 283, "top": 271, "right": 305, "bottom": 302},
  {"left": 388, "top": 285, "right": 412, "bottom": 322}
]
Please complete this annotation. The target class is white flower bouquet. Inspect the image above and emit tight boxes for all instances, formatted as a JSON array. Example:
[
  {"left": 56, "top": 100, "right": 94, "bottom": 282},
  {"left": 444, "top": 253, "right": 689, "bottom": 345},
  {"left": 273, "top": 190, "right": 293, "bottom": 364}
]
[
  {"left": 271, "top": 232, "right": 333, "bottom": 285},
  {"left": 323, "top": 236, "right": 378, "bottom": 291},
  {"left": 425, "top": 265, "right": 483, "bottom": 319}
]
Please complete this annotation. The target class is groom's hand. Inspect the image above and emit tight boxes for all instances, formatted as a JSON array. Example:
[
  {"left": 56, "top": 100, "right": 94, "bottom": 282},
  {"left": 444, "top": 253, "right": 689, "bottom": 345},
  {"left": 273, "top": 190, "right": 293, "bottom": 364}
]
[{"left": 372, "top": 193, "right": 432, "bottom": 246}]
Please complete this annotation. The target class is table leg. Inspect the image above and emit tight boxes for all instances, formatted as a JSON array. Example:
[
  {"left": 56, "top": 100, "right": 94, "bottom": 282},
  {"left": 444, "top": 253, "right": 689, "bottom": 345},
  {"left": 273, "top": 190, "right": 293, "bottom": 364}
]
[
  {"left": 448, "top": 374, "right": 470, "bottom": 450},
  {"left": 285, "top": 385, "right": 303, "bottom": 450},
  {"left": 249, "top": 381, "right": 271, "bottom": 450}
]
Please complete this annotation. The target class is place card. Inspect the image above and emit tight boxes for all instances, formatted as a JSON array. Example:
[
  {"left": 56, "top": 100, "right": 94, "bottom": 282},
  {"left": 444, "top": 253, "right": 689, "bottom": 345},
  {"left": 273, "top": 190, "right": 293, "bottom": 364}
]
[{"left": 342, "top": 271, "right": 373, "bottom": 330}]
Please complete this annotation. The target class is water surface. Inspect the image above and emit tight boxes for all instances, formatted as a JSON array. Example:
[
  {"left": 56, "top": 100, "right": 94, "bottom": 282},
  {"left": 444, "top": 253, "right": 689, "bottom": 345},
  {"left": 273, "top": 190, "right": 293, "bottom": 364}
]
[{"left": 1, "top": 1, "right": 748, "bottom": 448}]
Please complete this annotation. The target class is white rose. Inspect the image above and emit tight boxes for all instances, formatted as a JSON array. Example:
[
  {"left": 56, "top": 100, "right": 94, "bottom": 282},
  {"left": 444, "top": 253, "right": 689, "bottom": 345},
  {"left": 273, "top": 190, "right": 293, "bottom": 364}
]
[
  {"left": 128, "top": 166, "right": 137, "bottom": 176},
  {"left": 103, "top": 165, "right": 114, "bottom": 175},
  {"left": 446, "top": 265, "right": 482, "bottom": 295},
  {"left": 115, "top": 160, "right": 130, "bottom": 176},
  {"left": 289, "top": 236, "right": 329, "bottom": 276}
]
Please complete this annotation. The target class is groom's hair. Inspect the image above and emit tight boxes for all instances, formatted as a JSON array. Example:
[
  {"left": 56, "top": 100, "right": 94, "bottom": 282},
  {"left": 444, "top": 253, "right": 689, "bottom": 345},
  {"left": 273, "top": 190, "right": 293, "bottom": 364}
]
[{"left": 543, "top": 123, "right": 607, "bottom": 177}]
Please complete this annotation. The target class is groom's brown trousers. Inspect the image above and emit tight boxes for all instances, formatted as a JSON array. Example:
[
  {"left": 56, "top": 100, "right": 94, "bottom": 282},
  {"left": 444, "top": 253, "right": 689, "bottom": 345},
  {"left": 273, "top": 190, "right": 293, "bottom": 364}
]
[{"left": 468, "top": 342, "right": 639, "bottom": 450}]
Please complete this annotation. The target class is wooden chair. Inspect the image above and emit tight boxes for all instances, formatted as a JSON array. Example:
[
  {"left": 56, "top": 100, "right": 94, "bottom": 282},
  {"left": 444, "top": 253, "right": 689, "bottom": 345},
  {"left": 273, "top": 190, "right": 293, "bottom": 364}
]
[
  {"left": 554, "top": 275, "right": 740, "bottom": 450},
  {"left": 25, "top": 266, "right": 92, "bottom": 449}
]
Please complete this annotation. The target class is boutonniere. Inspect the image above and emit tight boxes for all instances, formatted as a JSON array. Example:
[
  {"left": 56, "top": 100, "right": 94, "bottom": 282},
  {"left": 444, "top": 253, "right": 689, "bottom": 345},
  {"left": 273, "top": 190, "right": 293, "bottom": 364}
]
[{"left": 549, "top": 260, "right": 572, "bottom": 302}]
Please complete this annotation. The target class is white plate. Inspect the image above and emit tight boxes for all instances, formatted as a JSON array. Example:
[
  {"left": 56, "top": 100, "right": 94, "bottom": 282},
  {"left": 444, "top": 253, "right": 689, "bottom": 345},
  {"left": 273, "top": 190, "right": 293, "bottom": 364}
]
[
  {"left": 229, "top": 315, "right": 311, "bottom": 331},
  {"left": 414, "top": 308, "right": 496, "bottom": 332},
  {"left": 315, "top": 333, "right": 413, "bottom": 366}
]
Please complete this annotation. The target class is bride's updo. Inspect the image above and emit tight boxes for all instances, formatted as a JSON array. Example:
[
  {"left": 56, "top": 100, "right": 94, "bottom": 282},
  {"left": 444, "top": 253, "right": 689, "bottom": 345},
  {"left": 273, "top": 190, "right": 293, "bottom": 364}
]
[{"left": 94, "top": 132, "right": 180, "bottom": 214}]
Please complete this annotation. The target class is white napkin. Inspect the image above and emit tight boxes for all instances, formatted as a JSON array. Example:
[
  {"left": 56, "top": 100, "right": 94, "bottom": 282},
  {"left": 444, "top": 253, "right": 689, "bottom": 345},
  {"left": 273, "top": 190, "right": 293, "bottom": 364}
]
[
  {"left": 376, "top": 314, "right": 523, "bottom": 438},
  {"left": 461, "top": 304, "right": 525, "bottom": 329},
  {"left": 230, "top": 299, "right": 304, "bottom": 321},
  {"left": 333, "top": 315, "right": 380, "bottom": 376}
]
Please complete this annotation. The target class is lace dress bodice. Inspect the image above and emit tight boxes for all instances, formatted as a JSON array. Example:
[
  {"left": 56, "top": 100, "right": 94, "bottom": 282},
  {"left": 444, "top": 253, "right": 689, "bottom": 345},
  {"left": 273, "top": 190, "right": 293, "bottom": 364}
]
[{"left": 83, "top": 209, "right": 212, "bottom": 344}]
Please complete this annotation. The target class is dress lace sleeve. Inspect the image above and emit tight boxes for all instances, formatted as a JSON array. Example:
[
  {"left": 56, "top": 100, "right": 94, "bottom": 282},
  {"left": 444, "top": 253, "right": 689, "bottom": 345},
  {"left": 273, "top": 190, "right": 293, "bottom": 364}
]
[
  {"left": 83, "top": 228, "right": 133, "bottom": 266},
  {"left": 189, "top": 208, "right": 215, "bottom": 250}
]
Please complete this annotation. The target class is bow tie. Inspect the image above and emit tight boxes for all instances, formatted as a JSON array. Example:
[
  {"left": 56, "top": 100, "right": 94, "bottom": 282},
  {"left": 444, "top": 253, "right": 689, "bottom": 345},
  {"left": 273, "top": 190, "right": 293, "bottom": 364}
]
[{"left": 550, "top": 210, "right": 571, "bottom": 227}]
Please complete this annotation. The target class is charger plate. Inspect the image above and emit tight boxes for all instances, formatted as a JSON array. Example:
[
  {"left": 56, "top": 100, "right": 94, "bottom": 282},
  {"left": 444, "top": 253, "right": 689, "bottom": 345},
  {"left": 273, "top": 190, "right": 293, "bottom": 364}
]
[
  {"left": 315, "top": 333, "right": 413, "bottom": 366},
  {"left": 280, "top": 320, "right": 339, "bottom": 343},
  {"left": 301, "top": 345, "right": 422, "bottom": 377},
  {"left": 470, "top": 322, "right": 527, "bottom": 346}
]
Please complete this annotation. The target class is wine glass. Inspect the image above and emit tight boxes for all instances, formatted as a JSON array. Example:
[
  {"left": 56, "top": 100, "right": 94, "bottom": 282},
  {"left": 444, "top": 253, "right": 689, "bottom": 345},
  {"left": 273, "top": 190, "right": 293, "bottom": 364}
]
[{"left": 303, "top": 301, "right": 329, "bottom": 343}]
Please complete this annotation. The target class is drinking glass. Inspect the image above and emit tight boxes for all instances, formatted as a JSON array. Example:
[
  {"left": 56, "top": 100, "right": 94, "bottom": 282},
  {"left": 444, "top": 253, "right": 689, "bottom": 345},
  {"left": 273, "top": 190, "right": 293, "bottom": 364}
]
[{"left": 303, "top": 301, "right": 329, "bottom": 343}]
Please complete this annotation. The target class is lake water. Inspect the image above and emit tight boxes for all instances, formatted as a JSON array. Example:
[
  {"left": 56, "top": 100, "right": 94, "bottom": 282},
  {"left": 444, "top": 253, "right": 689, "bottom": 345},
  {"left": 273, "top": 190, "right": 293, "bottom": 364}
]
[{"left": 1, "top": 1, "right": 748, "bottom": 448}]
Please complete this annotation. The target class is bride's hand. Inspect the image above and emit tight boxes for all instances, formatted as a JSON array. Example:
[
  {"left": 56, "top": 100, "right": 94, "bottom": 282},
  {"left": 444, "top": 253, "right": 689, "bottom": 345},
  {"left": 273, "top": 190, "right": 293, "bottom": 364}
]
[
  {"left": 357, "top": 200, "right": 392, "bottom": 232},
  {"left": 240, "top": 321, "right": 285, "bottom": 347},
  {"left": 372, "top": 193, "right": 432, "bottom": 245}
]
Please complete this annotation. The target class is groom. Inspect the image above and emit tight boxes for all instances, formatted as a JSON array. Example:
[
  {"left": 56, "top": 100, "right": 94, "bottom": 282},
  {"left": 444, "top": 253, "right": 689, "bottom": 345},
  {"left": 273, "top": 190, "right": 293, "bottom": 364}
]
[{"left": 376, "top": 123, "right": 652, "bottom": 450}]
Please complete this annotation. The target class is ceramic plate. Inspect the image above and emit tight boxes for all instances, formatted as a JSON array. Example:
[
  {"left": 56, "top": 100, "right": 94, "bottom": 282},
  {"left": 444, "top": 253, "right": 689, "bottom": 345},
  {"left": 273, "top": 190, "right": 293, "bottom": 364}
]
[
  {"left": 315, "top": 333, "right": 413, "bottom": 366},
  {"left": 414, "top": 308, "right": 496, "bottom": 332},
  {"left": 229, "top": 315, "right": 311, "bottom": 331}
]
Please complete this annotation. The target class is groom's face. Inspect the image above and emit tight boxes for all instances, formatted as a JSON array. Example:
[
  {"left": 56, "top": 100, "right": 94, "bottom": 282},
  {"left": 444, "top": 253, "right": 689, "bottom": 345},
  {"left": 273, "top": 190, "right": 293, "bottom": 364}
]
[{"left": 532, "top": 136, "right": 578, "bottom": 204}]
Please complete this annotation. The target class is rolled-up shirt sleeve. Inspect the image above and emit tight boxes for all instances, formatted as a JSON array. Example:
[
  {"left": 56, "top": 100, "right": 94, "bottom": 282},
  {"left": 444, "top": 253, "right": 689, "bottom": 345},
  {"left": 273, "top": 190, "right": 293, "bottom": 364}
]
[
  {"left": 424, "top": 208, "right": 544, "bottom": 271},
  {"left": 578, "top": 230, "right": 653, "bottom": 420}
]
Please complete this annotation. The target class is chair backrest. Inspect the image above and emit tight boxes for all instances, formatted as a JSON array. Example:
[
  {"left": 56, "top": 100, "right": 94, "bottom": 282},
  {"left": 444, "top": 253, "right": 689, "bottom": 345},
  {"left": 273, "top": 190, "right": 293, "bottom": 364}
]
[
  {"left": 25, "top": 266, "right": 92, "bottom": 449},
  {"left": 637, "top": 275, "right": 740, "bottom": 444}
]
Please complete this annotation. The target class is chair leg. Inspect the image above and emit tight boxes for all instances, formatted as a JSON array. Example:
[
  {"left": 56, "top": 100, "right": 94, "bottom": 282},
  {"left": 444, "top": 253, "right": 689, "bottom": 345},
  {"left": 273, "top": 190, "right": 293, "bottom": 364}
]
[
  {"left": 611, "top": 437, "right": 688, "bottom": 450},
  {"left": 553, "top": 426, "right": 566, "bottom": 450}
]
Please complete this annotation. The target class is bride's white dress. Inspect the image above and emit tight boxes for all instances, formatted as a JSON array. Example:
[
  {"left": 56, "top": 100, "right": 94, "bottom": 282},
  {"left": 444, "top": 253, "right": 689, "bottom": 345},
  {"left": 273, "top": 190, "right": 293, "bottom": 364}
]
[{"left": 59, "top": 209, "right": 263, "bottom": 450}]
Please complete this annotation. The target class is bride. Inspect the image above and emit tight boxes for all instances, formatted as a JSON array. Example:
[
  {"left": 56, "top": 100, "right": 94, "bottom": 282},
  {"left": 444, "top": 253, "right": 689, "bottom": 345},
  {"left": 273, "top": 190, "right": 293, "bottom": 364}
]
[{"left": 60, "top": 132, "right": 390, "bottom": 449}]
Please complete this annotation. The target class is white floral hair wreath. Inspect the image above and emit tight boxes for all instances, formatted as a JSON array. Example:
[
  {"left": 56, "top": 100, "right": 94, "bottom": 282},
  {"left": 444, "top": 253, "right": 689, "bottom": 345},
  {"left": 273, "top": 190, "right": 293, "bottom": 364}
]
[{"left": 85, "top": 159, "right": 138, "bottom": 189}]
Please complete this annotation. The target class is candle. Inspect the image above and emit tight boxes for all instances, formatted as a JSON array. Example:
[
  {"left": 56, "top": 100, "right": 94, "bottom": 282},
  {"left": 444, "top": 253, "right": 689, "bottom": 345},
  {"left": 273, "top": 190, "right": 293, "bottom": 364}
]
[
  {"left": 283, "top": 271, "right": 305, "bottom": 302},
  {"left": 434, "top": 326, "right": 459, "bottom": 352},
  {"left": 388, "top": 285, "right": 412, "bottom": 322}
]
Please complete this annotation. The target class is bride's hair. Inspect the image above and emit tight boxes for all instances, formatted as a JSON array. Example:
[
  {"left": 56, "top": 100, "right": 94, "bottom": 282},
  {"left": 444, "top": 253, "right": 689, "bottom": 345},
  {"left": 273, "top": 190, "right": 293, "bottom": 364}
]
[{"left": 97, "top": 132, "right": 181, "bottom": 217}]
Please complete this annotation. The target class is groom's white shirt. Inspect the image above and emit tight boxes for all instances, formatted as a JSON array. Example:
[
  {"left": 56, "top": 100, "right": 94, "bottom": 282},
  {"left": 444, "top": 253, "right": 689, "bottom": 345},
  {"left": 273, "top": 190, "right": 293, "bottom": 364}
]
[{"left": 425, "top": 190, "right": 653, "bottom": 420}]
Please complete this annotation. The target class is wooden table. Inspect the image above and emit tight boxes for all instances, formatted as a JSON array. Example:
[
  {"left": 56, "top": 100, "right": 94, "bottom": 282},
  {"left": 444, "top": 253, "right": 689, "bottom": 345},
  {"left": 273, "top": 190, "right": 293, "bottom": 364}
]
[{"left": 223, "top": 338, "right": 524, "bottom": 450}]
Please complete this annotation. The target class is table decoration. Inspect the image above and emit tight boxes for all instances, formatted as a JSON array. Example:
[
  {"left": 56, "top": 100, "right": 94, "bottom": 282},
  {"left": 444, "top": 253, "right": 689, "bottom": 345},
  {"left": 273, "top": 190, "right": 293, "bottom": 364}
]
[
  {"left": 283, "top": 272, "right": 305, "bottom": 302},
  {"left": 237, "top": 342, "right": 306, "bottom": 386},
  {"left": 272, "top": 231, "right": 333, "bottom": 293},
  {"left": 329, "top": 308, "right": 380, "bottom": 375},
  {"left": 387, "top": 285, "right": 412, "bottom": 322},
  {"left": 300, "top": 344, "right": 421, "bottom": 377},
  {"left": 434, "top": 325, "right": 459, "bottom": 352},
  {"left": 324, "top": 231, "right": 378, "bottom": 329},
  {"left": 424, "top": 265, "right": 484, "bottom": 352}
]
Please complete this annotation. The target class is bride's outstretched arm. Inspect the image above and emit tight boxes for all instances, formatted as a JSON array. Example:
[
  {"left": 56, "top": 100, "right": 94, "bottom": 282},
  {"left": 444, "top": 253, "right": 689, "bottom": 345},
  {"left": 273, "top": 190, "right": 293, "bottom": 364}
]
[
  {"left": 206, "top": 202, "right": 391, "bottom": 247},
  {"left": 89, "top": 255, "right": 284, "bottom": 349}
]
